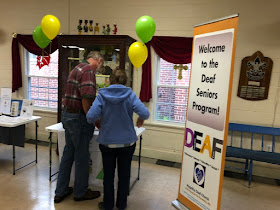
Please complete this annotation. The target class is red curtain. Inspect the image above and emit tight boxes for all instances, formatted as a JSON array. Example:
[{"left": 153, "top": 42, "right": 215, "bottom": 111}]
[
  {"left": 12, "top": 35, "right": 58, "bottom": 92},
  {"left": 139, "top": 36, "right": 193, "bottom": 102},
  {"left": 140, "top": 42, "right": 152, "bottom": 102}
]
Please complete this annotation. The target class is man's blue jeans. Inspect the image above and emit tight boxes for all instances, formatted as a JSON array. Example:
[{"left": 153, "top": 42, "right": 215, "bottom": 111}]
[{"left": 55, "top": 111, "right": 94, "bottom": 197}]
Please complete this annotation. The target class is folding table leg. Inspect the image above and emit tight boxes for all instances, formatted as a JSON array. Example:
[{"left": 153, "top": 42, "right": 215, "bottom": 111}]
[
  {"left": 35, "top": 121, "right": 38, "bottom": 163},
  {"left": 11, "top": 127, "right": 15, "bottom": 175},
  {"left": 49, "top": 132, "right": 58, "bottom": 181},
  {"left": 129, "top": 135, "right": 142, "bottom": 192}
]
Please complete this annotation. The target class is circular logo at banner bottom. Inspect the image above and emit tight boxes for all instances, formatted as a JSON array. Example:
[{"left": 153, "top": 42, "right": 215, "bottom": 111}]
[{"left": 193, "top": 162, "right": 206, "bottom": 187}]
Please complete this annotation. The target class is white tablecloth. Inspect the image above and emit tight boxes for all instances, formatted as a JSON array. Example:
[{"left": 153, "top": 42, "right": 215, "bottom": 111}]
[
  {"left": 47, "top": 123, "right": 145, "bottom": 190},
  {"left": 58, "top": 128, "right": 104, "bottom": 189}
]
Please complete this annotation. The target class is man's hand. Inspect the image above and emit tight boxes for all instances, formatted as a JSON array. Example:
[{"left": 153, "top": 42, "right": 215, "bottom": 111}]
[
  {"left": 136, "top": 118, "right": 144, "bottom": 128},
  {"left": 82, "top": 98, "right": 94, "bottom": 114},
  {"left": 94, "top": 118, "right": 101, "bottom": 130}
]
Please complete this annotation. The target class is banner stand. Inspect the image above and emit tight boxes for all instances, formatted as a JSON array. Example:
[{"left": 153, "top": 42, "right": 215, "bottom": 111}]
[
  {"left": 173, "top": 13, "right": 239, "bottom": 210},
  {"left": 172, "top": 199, "right": 190, "bottom": 210}
]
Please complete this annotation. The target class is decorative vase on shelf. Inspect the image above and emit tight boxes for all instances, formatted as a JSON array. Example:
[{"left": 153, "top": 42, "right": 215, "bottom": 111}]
[
  {"left": 89, "top": 20, "right": 93, "bottom": 35},
  {"left": 83, "top": 20, "right": 88, "bottom": 34},
  {"left": 106, "top": 24, "right": 111, "bottom": 35},
  {"left": 77, "top": 20, "right": 82, "bottom": 35},
  {"left": 113, "top": 23, "right": 117, "bottom": 35},
  {"left": 94, "top": 23, "right": 100, "bottom": 35}
]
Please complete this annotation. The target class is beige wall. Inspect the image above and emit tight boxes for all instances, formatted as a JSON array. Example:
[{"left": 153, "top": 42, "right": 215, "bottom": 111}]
[{"left": 1, "top": 0, "right": 280, "bottom": 178}]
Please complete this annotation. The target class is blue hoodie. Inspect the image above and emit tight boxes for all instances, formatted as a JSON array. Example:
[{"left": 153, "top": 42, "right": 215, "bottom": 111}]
[{"left": 87, "top": 84, "right": 150, "bottom": 145}]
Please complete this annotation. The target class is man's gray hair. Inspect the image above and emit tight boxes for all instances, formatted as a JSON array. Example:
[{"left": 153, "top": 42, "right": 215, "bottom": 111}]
[{"left": 86, "top": 51, "right": 104, "bottom": 60}]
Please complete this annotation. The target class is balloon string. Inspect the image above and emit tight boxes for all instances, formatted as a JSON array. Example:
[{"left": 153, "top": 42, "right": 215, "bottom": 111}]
[
  {"left": 49, "top": 41, "right": 52, "bottom": 55},
  {"left": 41, "top": 41, "right": 52, "bottom": 57}
]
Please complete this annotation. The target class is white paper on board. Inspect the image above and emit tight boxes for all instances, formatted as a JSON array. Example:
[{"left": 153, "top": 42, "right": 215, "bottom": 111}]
[
  {"left": 20, "top": 99, "right": 35, "bottom": 118},
  {"left": 0, "top": 88, "right": 12, "bottom": 115}
]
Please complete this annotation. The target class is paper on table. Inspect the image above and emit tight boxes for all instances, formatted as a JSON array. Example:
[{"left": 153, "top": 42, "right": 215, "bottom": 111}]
[
  {"left": 0, "top": 88, "right": 12, "bottom": 115},
  {"left": 20, "top": 99, "right": 34, "bottom": 118}
]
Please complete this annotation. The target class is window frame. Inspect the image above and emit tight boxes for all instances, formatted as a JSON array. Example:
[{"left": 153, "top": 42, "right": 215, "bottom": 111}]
[
  {"left": 24, "top": 50, "right": 58, "bottom": 112},
  {"left": 152, "top": 54, "right": 190, "bottom": 127}
]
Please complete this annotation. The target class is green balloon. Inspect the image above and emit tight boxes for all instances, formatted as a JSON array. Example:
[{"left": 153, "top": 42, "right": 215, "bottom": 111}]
[
  {"left": 32, "top": 25, "right": 50, "bottom": 49},
  {"left": 135, "top": 16, "right": 156, "bottom": 43}
]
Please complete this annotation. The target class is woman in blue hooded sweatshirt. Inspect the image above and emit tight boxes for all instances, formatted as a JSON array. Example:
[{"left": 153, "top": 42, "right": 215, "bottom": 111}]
[{"left": 87, "top": 69, "right": 150, "bottom": 210}]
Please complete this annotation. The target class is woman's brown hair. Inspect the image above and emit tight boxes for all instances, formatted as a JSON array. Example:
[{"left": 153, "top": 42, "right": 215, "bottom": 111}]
[{"left": 109, "top": 69, "right": 127, "bottom": 85}]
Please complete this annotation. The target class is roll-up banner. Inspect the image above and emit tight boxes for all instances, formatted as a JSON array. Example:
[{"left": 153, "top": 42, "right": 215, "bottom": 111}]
[{"left": 173, "top": 14, "right": 239, "bottom": 210}]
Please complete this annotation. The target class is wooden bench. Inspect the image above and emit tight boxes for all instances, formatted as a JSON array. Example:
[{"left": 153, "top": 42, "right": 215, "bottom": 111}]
[{"left": 226, "top": 123, "right": 280, "bottom": 187}]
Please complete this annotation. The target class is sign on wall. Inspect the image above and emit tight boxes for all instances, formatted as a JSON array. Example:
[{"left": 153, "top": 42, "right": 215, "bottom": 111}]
[
  {"left": 173, "top": 14, "right": 239, "bottom": 210},
  {"left": 237, "top": 51, "right": 273, "bottom": 100}
]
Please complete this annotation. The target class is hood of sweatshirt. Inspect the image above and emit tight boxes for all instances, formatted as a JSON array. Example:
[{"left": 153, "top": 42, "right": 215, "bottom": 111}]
[{"left": 98, "top": 84, "right": 132, "bottom": 104}]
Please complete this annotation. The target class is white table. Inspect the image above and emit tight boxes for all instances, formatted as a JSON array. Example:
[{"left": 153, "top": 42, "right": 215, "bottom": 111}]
[
  {"left": 45, "top": 122, "right": 145, "bottom": 191},
  {"left": 45, "top": 122, "right": 63, "bottom": 181},
  {"left": 0, "top": 115, "right": 41, "bottom": 175}
]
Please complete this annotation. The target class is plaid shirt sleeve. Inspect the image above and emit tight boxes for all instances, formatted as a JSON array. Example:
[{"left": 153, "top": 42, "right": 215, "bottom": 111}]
[{"left": 79, "top": 65, "right": 96, "bottom": 99}]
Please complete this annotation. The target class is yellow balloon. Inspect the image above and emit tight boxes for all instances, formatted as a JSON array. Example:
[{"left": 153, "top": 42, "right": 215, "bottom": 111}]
[
  {"left": 41, "top": 15, "right": 61, "bottom": 40},
  {"left": 128, "top": 41, "right": 148, "bottom": 69}
]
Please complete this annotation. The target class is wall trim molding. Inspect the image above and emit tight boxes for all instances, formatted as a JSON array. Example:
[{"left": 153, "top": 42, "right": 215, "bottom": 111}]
[{"left": 135, "top": 145, "right": 182, "bottom": 163}]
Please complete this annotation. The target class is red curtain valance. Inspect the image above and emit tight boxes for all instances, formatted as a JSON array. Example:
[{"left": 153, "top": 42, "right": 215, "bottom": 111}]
[
  {"left": 12, "top": 35, "right": 58, "bottom": 92},
  {"left": 139, "top": 36, "right": 193, "bottom": 102}
]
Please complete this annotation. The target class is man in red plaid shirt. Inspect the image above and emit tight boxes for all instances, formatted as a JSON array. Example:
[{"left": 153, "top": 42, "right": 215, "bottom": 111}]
[{"left": 55, "top": 51, "right": 104, "bottom": 203}]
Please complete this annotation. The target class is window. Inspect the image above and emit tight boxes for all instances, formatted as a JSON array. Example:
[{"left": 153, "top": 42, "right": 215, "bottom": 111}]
[
  {"left": 154, "top": 57, "right": 191, "bottom": 124},
  {"left": 25, "top": 50, "right": 59, "bottom": 109}
]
